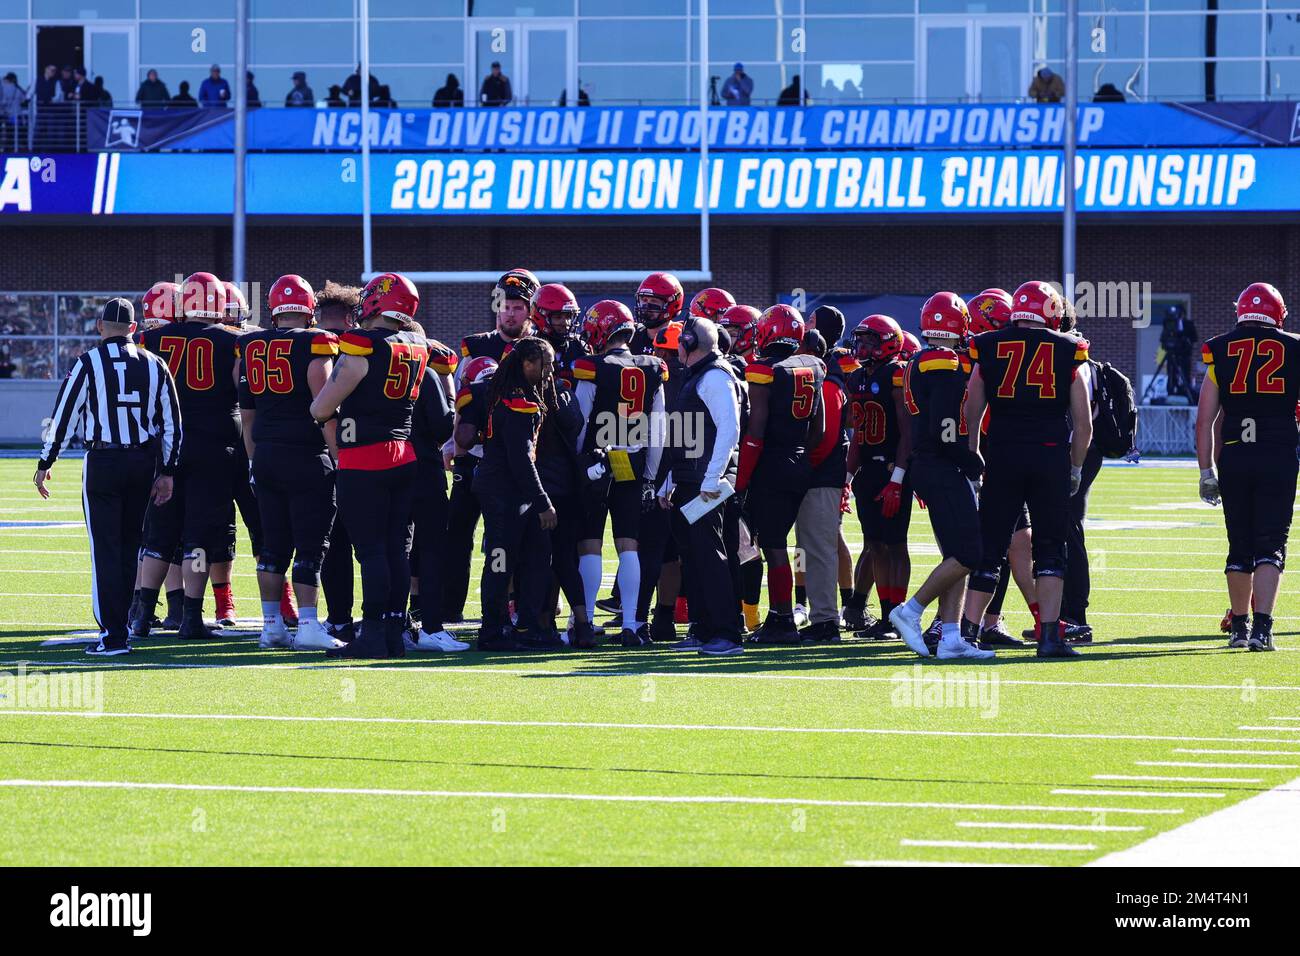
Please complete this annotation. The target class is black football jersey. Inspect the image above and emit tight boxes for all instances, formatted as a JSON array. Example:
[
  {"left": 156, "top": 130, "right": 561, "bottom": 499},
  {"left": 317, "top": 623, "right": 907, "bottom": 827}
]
[
  {"left": 572, "top": 347, "right": 668, "bottom": 457},
  {"left": 745, "top": 353, "right": 825, "bottom": 452},
  {"left": 546, "top": 335, "right": 590, "bottom": 391},
  {"left": 824, "top": 347, "right": 861, "bottom": 387},
  {"left": 142, "top": 319, "right": 242, "bottom": 446},
  {"left": 460, "top": 329, "right": 514, "bottom": 367},
  {"left": 238, "top": 326, "right": 337, "bottom": 450},
  {"left": 1203, "top": 325, "right": 1300, "bottom": 448},
  {"left": 411, "top": 366, "right": 455, "bottom": 462},
  {"left": 848, "top": 359, "right": 905, "bottom": 462},
  {"left": 969, "top": 325, "right": 1088, "bottom": 446},
  {"left": 337, "top": 327, "right": 430, "bottom": 448},
  {"left": 475, "top": 386, "right": 549, "bottom": 508},
  {"left": 904, "top": 346, "right": 971, "bottom": 462}
]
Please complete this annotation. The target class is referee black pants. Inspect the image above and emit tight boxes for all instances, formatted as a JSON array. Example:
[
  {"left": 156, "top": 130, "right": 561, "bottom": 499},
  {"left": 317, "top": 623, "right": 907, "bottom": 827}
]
[{"left": 83, "top": 447, "right": 156, "bottom": 642}]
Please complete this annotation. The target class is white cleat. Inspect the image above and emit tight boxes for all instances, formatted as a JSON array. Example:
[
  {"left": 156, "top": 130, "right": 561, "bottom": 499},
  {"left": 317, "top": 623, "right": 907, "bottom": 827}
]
[
  {"left": 889, "top": 605, "right": 930, "bottom": 658},
  {"left": 413, "top": 629, "right": 471, "bottom": 652},
  {"left": 792, "top": 603, "right": 809, "bottom": 627},
  {"left": 258, "top": 621, "right": 292, "bottom": 649},
  {"left": 292, "top": 619, "right": 337, "bottom": 650},
  {"left": 937, "top": 636, "right": 995, "bottom": 660}
]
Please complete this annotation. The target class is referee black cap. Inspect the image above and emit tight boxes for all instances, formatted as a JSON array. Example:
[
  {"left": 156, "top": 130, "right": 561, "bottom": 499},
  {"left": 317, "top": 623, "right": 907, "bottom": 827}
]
[{"left": 101, "top": 297, "right": 135, "bottom": 326}]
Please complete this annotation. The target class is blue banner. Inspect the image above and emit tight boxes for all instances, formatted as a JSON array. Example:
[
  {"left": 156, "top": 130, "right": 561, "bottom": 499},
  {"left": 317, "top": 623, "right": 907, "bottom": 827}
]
[
  {"left": 0, "top": 153, "right": 116, "bottom": 214},
  {"left": 68, "top": 148, "right": 1298, "bottom": 216},
  {"left": 86, "top": 102, "right": 1300, "bottom": 153}
]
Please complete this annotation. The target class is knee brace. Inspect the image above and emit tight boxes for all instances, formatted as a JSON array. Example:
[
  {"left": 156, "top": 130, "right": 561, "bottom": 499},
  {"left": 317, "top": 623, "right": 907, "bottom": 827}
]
[
  {"left": 1030, "top": 536, "right": 1067, "bottom": 579},
  {"left": 256, "top": 553, "right": 291, "bottom": 576},
  {"left": 291, "top": 558, "right": 323, "bottom": 588},
  {"left": 967, "top": 565, "right": 998, "bottom": 594}
]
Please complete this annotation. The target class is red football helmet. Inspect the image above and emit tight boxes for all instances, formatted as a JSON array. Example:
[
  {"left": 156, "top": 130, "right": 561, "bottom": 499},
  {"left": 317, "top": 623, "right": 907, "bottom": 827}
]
[
  {"left": 967, "top": 288, "right": 1013, "bottom": 335},
  {"left": 180, "top": 272, "right": 226, "bottom": 320},
  {"left": 635, "top": 272, "right": 684, "bottom": 327},
  {"left": 222, "top": 281, "right": 250, "bottom": 323},
  {"left": 1010, "top": 280, "right": 1064, "bottom": 329},
  {"left": 755, "top": 304, "right": 805, "bottom": 353},
  {"left": 1236, "top": 282, "right": 1287, "bottom": 327},
  {"left": 719, "top": 304, "right": 761, "bottom": 355},
  {"left": 357, "top": 272, "right": 419, "bottom": 324},
  {"left": 583, "top": 299, "right": 636, "bottom": 352},
  {"left": 531, "top": 283, "right": 580, "bottom": 338},
  {"left": 268, "top": 274, "right": 316, "bottom": 319},
  {"left": 851, "top": 314, "right": 904, "bottom": 363},
  {"left": 141, "top": 281, "right": 180, "bottom": 324},
  {"left": 689, "top": 287, "right": 736, "bottom": 320},
  {"left": 920, "top": 292, "right": 970, "bottom": 341},
  {"left": 461, "top": 355, "right": 498, "bottom": 385},
  {"left": 900, "top": 330, "right": 922, "bottom": 358},
  {"left": 496, "top": 268, "right": 540, "bottom": 303}
]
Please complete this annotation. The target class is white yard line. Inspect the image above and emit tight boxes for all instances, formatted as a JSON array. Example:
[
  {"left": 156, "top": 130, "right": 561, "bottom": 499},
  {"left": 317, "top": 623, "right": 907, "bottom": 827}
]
[
  {"left": 900, "top": 838, "right": 1096, "bottom": 852},
  {"left": 846, "top": 859, "right": 1039, "bottom": 867},
  {"left": 0, "top": 778, "right": 1175, "bottom": 815},
  {"left": 1137, "top": 760, "right": 1297, "bottom": 770},
  {"left": 1173, "top": 748, "right": 1300, "bottom": 756},
  {"left": 1053, "top": 788, "right": 1224, "bottom": 799},
  {"left": 1093, "top": 773, "right": 1262, "bottom": 784},
  {"left": 1089, "top": 776, "right": 1300, "bottom": 866},
  {"left": 1239, "top": 726, "right": 1300, "bottom": 733},
  {"left": 955, "top": 821, "right": 1143, "bottom": 833}
]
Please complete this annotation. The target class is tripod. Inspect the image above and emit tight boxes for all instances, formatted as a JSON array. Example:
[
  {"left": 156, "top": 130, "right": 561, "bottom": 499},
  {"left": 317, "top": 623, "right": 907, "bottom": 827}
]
[{"left": 1141, "top": 347, "right": 1197, "bottom": 404}]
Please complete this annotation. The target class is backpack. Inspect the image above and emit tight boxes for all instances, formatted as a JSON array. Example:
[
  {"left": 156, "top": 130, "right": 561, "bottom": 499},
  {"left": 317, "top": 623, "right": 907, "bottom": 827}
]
[{"left": 1089, "top": 359, "right": 1138, "bottom": 458}]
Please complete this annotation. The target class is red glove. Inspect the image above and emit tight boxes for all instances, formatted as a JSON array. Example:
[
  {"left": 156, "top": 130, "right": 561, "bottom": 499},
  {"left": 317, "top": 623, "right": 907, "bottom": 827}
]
[
  {"left": 840, "top": 481, "right": 852, "bottom": 514},
  {"left": 875, "top": 481, "right": 903, "bottom": 519},
  {"left": 914, "top": 493, "right": 927, "bottom": 510}
]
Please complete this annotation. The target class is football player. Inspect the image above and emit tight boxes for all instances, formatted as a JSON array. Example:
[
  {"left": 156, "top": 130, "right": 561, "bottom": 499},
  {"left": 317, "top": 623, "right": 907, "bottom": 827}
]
[
  {"left": 719, "top": 304, "right": 760, "bottom": 371},
  {"left": 472, "top": 337, "right": 559, "bottom": 651},
  {"left": 314, "top": 281, "right": 362, "bottom": 641},
  {"left": 310, "top": 272, "right": 429, "bottom": 659},
  {"left": 1197, "top": 282, "right": 1300, "bottom": 651},
  {"left": 738, "top": 304, "right": 825, "bottom": 644},
  {"left": 961, "top": 280, "right": 1093, "bottom": 659},
  {"left": 630, "top": 271, "right": 685, "bottom": 354},
  {"left": 134, "top": 272, "right": 244, "bottom": 640},
  {"left": 531, "top": 282, "right": 587, "bottom": 388},
  {"left": 888, "top": 293, "right": 992, "bottom": 660},
  {"left": 688, "top": 287, "right": 736, "bottom": 322},
  {"left": 461, "top": 268, "right": 538, "bottom": 366},
  {"left": 845, "top": 314, "right": 913, "bottom": 638},
  {"left": 573, "top": 300, "right": 668, "bottom": 646},
  {"left": 239, "top": 274, "right": 339, "bottom": 651}
]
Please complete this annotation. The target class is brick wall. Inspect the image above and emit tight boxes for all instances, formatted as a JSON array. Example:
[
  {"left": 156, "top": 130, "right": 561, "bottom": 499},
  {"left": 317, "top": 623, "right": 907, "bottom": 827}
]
[{"left": 11, "top": 220, "right": 1300, "bottom": 381}]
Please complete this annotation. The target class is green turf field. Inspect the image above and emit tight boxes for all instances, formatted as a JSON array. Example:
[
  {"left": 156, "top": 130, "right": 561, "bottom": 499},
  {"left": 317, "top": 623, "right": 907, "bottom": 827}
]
[{"left": 0, "top": 455, "right": 1296, "bottom": 866}]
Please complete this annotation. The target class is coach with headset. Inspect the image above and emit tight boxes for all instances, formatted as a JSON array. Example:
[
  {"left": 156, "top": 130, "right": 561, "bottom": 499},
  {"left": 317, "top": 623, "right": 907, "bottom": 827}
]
[
  {"left": 657, "top": 316, "right": 745, "bottom": 657},
  {"left": 35, "top": 298, "right": 181, "bottom": 656}
]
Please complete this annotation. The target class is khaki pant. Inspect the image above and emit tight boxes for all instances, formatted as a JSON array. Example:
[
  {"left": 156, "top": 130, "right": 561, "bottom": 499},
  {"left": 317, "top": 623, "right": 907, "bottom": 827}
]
[{"left": 794, "top": 485, "right": 842, "bottom": 625}]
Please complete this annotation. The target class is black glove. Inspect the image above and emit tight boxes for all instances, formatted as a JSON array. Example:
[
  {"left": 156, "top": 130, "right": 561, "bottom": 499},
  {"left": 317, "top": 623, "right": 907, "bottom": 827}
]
[{"left": 956, "top": 446, "right": 984, "bottom": 482}]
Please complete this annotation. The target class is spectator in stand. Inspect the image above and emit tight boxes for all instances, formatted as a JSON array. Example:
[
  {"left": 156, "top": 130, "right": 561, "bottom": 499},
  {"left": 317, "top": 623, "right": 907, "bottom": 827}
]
[
  {"left": 199, "top": 64, "right": 231, "bottom": 107},
  {"left": 36, "top": 65, "right": 61, "bottom": 104},
  {"left": 342, "top": 65, "right": 380, "bottom": 106},
  {"left": 1029, "top": 66, "right": 1064, "bottom": 103},
  {"left": 433, "top": 73, "right": 463, "bottom": 107},
  {"left": 59, "top": 66, "right": 75, "bottom": 99},
  {"left": 326, "top": 85, "right": 345, "bottom": 107},
  {"left": 69, "top": 68, "right": 93, "bottom": 103},
  {"left": 1, "top": 73, "right": 24, "bottom": 123},
  {"left": 0, "top": 346, "right": 15, "bottom": 380},
  {"left": 1093, "top": 82, "right": 1125, "bottom": 103},
  {"left": 285, "top": 71, "right": 314, "bottom": 107},
  {"left": 372, "top": 84, "right": 396, "bottom": 108},
  {"left": 136, "top": 69, "right": 170, "bottom": 106},
  {"left": 479, "top": 61, "right": 512, "bottom": 107},
  {"left": 92, "top": 75, "right": 112, "bottom": 107},
  {"left": 777, "top": 75, "right": 807, "bottom": 106},
  {"left": 245, "top": 71, "right": 261, "bottom": 107},
  {"left": 171, "top": 81, "right": 197, "bottom": 107},
  {"left": 558, "top": 85, "right": 590, "bottom": 106},
  {"left": 721, "top": 63, "right": 753, "bottom": 106}
]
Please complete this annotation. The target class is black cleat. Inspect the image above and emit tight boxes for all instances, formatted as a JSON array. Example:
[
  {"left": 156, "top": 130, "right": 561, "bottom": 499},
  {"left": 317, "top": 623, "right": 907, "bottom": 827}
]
[
  {"left": 159, "top": 614, "right": 182, "bottom": 631},
  {"left": 614, "top": 627, "right": 646, "bottom": 648},
  {"left": 841, "top": 604, "right": 876, "bottom": 632},
  {"left": 1062, "top": 622, "right": 1093, "bottom": 645},
  {"left": 595, "top": 596, "right": 622, "bottom": 615},
  {"left": 670, "top": 634, "right": 704, "bottom": 650},
  {"left": 635, "top": 623, "right": 655, "bottom": 646},
  {"left": 86, "top": 639, "right": 130, "bottom": 657},
  {"left": 1248, "top": 626, "right": 1275, "bottom": 652},
  {"left": 443, "top": 612, "right": 464, "bottom": 625},
  {"left": 1036, "top": 622, "right": 1080, "bottom": 658},
  {"left": 799, "top": 619, "right": 841, "bottom": 644},
  {"left": 516, "top": 628, "right": 565, "bottom": 651},
  {"left": 569, "top": 621, "right": 598, "bottom": 649},
  {"left": 177, "top": 619, "right": 224, "bottom": 640},
  {"left": 856, "top": 618, "right": 896, "bottom": 641},
  {"left": 649, "top": 612, "right": 676, "bottom": 644},
  {"left": 978, "top": 617, "right": 1026, "bottom": 648},
  {"left": 698, "top": 638, "right": 743, "bottom": 656},
  {"left": 750, "top": 612, "right": 800, "bottom": 645},
  {"left": 476, "top": 631, "right": 524, "bottom": 652},
  {"left": 384, "top": 617, "right": 406, "bottom": 658},
  {"left": 325, "top": 620, "right": 357, "bottom": 644},
  {"left": 326, "top": 620, "right": 389, "bottom": 659},
  {"left": 1227, "top": 616, "right": 1250, "bottom": 649},
  {"left": 923, "top": 616, "right": 942, "bottom": 656}
]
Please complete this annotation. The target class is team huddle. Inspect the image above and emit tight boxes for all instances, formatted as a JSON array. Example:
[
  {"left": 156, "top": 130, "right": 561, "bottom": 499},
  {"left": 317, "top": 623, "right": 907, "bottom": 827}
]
[{"left": 42, "top": 267, "right": 1300, "bottom": 659}]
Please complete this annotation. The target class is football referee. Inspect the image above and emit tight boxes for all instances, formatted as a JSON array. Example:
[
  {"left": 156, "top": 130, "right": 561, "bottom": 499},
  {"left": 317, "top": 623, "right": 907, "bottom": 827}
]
[{"left": 35, "top": 297, "right": 182, "bottom": 656}]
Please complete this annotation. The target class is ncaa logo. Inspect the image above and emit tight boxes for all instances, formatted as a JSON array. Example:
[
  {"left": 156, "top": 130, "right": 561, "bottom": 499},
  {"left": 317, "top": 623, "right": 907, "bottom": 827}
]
[{"left": 104, "top": 110, "right": 142, "bottom": 149}]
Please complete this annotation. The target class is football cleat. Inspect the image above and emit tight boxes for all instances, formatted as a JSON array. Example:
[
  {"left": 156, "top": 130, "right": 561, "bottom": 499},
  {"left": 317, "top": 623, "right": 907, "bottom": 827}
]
[
  {"left": 799, "top": 620, "right": 841, "bottom": 644},
  {"left": 569, "top": 621, "right": 598, "bottom": 649},
  {"left": 923, "top": 616, "right": 943, "bottom": 655},
  {"left": 1248, "top": 624, "right": 1275, "bottom": 652},
  {"left": 841, "top": 603, "right": 875, "bottom": 632},
  {"left": 259, "top": 620, "right": 293, "bottom": 649},
  {"left": 649, "top": 611, "right": 677, "bottom": 644},
  {"left": 670, "top": 634, "right": 705, "bottom": 650},
  {"left": 698, "top": 638, "right": 743, "bottom": 657},
  {"left": 1036, "top": 622, "right": 1081, "bottom": 658},
  {"left": 792, "top": 603, "right": 810, "bottom": 628},
  {"left": 1062, "top": 622, "right": 1093, "bottom": 645},
  {"left": 86, "top": 641, "right": 130, "bottom": 657},
  {"left": 888, "top": 605, "right": 930, "bottom": 658},
  {"left": 324, "top": 620, "right": 356, "bottom": 644},
  {"left": 595, "top": 595, "right": 622, "bottom": 615},
  {"left": 326, "top": 620, "right": 389, "bottom": 658},
  {"left": 292, "top": 619, "right": 337, "bottom": 651},
  {"left": 517, "top": 629, "right": 566, "bottom": 651},
  {"left": 856, "top": 618, "right": 896, "bottom": 641},
  {"left": 178, "top": 619, "right": 224, "bottom": 641},
  {"left": 614, "top": 627, "right": 645, "bottom": 648},
  {"left": 978, "top": 618, "right": 1026, "bottom": 649},
  {"left": 214, "top": 590, "right": 237, "bottom": 627},
  {"left": 1227, "top": 617, "right": 1250, "bottom": 649},
  {"left": 750, "top": 612, "right": 800, "bottom": 645},
  {"left": 937, "top": 634, "right": 995, "bottom": 660},
  {"left": 412, "top": 629, "right": 471, "bottom": 652},
  {"left": 476, "top": 629, "right": 523, "bottom": 652}
]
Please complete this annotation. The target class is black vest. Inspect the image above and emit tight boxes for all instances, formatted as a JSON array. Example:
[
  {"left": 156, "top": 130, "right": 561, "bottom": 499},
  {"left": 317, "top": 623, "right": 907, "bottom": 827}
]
[{"left": 668, "top": 353, "right": 744, "bottom": 485}]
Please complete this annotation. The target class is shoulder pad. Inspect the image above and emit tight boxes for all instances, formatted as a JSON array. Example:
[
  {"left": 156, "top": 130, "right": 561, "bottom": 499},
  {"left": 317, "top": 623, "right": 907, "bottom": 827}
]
[
  {"left": 310, "top": 330, "right": 339, "bottom": 356},
  {"left": 572, "top": 357, "right": 597, "bottom": 380},
  {"left": 1072, "top": 338, "right": 1090, "bottom": 362},
  {"left": 339, "top": 330, "right": 374, "bottom": 356},
  {"left": 427, "top": 339, "right": 458, "bottom": 375},
  {"left": 1200, "top": 343, "right": 1214, "bottom": 365},
  {"left": 502, "top": 394, "right": 540, "bottom": 414},
  {"left": 745, "top": 362, "right": 775, "bottom": 385},
  {"left": 917, "top": 348, "right": 960, "bottom": 373},
  {"left": 455, "top": 386, "right": 473, "bottom": 411}
]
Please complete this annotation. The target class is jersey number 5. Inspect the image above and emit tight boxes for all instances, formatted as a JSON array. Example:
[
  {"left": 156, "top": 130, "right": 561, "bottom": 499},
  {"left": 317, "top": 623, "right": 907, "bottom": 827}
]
[
  {"left": 791, "top": 367, "right": 816, "bottom": 420},
  {"left": 385, "top": 342, "right": 430, "bottom": 400}
]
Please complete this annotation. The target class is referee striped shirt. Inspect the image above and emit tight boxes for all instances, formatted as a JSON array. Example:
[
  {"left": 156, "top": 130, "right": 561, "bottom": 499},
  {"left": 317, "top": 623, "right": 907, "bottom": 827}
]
[{"left": 38, "top": 336, "right": 182, "bottom": 474}]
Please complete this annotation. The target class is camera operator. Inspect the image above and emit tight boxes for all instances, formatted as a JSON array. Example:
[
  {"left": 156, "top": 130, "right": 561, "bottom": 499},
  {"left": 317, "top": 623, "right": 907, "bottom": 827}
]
[{"left": 1161, "top": 303, "right": 1198, "bottom": 402}]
